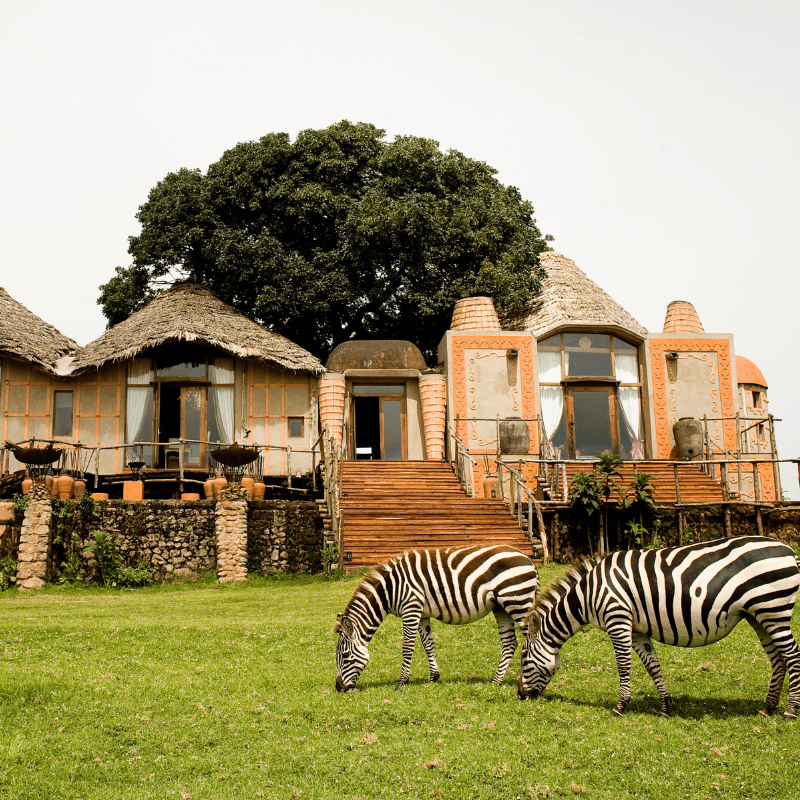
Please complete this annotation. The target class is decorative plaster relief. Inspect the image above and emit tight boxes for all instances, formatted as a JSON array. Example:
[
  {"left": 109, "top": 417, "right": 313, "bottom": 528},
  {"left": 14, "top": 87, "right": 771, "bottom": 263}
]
[
  {"left": 649, "top": 339, "right": 735, "bottom": 458},
  {"left": 451, "top": 335, "right": 537, "bottom": 455}
]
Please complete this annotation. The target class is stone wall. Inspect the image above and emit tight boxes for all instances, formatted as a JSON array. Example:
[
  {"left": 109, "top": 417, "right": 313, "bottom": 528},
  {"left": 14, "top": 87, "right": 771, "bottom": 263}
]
[
  {"left": 248, "top": 500, "right": 324, "bottom": 574},
  {"left": 43, "top": 497, "right": 323, "bottom": 583},
  {"left": 0, "top": 501, "right": 21, "bottom": 561},
  {"left": 547, "top": 502, "right": 800, "bottom": 562}
]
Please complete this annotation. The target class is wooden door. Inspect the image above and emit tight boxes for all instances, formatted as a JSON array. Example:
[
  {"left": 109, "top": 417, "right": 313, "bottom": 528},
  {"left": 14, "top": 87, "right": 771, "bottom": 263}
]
[{"left": 566, "top": 386, "right": 617, "bottom": 460}]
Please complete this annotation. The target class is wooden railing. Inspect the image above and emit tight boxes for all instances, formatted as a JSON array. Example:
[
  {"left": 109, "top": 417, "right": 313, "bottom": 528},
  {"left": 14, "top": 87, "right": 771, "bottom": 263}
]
[
  {"left": 317, "top": 426, "right": 344, "bottom": 560},
  {"left": 495, "top": 460, "right": 550, "bottom": 563},
  {"left": 448, "top": 426, "right": 478, "bottom": 497}
]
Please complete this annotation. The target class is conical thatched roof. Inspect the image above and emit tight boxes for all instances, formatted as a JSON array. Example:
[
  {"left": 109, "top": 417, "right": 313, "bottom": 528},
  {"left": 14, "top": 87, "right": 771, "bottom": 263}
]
[
  {"left": 72, "top": 282, "right": 324, "bottom": 374},
  {"left": 502, "top": 252, "right": 648, "bottom": 338},
  {"left": 0, "top": 286, "right": 80, "bottom": 374}
]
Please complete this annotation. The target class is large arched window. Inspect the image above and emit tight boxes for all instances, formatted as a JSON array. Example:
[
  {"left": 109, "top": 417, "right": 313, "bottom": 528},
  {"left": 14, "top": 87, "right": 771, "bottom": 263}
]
[{"left": 537, "top": 332, "right": 644, "bottom": 460}]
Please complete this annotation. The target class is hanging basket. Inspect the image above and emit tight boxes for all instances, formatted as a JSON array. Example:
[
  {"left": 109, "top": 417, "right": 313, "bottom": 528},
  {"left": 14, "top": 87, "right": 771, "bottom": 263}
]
[{"left": 210, "top": 443, "right": 259, "bottom": 483}]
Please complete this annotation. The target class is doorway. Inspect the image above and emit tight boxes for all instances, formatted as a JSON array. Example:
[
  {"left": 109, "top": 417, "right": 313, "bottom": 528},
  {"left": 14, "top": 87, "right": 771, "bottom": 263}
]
[
  {"left": 157, "top": 384, "right": 207, "bottom": 467},
  {"left": 566, "top": 386, "right": 617, "bottom": 459},
  {"left": 350, "top": 385, "right": 406, "bottom": 460}
]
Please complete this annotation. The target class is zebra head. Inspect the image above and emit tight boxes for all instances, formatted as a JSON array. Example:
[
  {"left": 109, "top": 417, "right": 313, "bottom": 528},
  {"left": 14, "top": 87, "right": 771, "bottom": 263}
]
[
  {"left": 334, "top": 613, "right": 370, "bottom": 692},
  {"left": 517, "top": 633, "right": 561, "bottom": 700}
]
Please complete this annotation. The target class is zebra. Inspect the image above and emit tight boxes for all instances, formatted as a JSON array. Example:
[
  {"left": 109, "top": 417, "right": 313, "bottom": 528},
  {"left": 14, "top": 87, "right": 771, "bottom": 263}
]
[
  {"left": 517, "top": 536, "right": 800, "bottom": 720},
  {"left": 334, "top": 545, "right": 540, "bottom": 692}
]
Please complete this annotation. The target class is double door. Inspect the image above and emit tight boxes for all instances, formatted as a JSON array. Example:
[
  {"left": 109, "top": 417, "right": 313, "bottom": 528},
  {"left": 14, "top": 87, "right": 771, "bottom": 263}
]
[
  {"left": 565, "top": 386, "right": 618, "bottom": 460},
  {"left": 349, "top": 384, "right": 406, "bottom": 461}
]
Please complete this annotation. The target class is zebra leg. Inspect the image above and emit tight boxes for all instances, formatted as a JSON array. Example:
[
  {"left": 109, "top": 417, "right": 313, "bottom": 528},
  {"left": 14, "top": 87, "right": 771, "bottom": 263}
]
[
  {"left": 632, "top": 634, "right": 672, "bottom": 718},
  {"left": 396, "top": 607, "right": 422, "bottom": 689},
  {"left": 491, "top": 608, "right": 518, "bottom": 684},
  {"left": 418, "top": 617, "right": 441, "bottom": 683},
  {"left": 744, "top": 616, "right": 787, "bottom": 717},
  {"left": 608, "top": 622, "right": 634, "bottom": 717}
]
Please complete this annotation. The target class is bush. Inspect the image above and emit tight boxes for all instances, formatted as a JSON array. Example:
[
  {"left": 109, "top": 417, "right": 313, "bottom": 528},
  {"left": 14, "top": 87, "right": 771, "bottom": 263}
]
[{"left": 0, "top": 555, "right": 17, "bottom": 590}]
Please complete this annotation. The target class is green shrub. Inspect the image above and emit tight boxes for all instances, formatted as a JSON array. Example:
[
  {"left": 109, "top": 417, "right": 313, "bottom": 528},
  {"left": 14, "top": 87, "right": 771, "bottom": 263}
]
[
  {"left": 83, "top": 529, "right": 123, "bottom": 588},
  {"left": 0, "top": 555, "right": 17, "bottom": 590},
  {"left": 115, "top": 563, "right": 157, "bottom": 588}
]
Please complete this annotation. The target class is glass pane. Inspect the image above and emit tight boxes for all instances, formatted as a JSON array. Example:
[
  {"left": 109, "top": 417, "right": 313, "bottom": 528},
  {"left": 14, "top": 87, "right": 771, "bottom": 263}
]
[
  {"left": 353, "top": 384, "right": 405, "bottom": 395},
  {"left": 183, "top": 389, "right": 203, "bottom": 463},
  {"left": 53, "top": 392, "right": 73, "bottom": 436},
  {"left": 613, "top": 336, "right": 637, "bottom": 353},
  {"left": 157, "top": 361, "right": 206, "bottom": 378},
  {"left": 382, "top": 400, "right": 403, "bottom": 461},
  {"left": 538, "top": 334, "right": 560, "bottom": 350},
  {"left": 573, "top": 390, "right": 612, "bottom": 459},
  {"left": 564, "top": 333, "right": 612, "bottom": 377},
  {"left": 288, "top": 417, "right": 304, "bottom": 438}
]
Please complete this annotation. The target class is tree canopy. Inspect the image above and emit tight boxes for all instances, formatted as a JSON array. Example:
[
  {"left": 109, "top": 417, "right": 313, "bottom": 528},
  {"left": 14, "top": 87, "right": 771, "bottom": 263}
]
[{"left": 99, "top": 121, "right": 551, "bottom": 362}]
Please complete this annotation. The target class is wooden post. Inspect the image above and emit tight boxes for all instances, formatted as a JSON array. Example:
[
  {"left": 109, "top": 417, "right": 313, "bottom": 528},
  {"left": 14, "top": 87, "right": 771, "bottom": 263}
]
[
  {"left": 768, "top": 414, "right": 781, "bottom": 500},
  {"left": 552, "top": 512, "right": 559, "bottom": 562},
  {"left": 673, "top": 464, "right": 681, "bottom": 505},
  {"left": 756, "top": 506, "right": 764, "bottom": 537},
  {"left": 677, "top": 508, "right": 684, "bottom": 543},
  {"left": 287, "top": 446, "right": 292, "bottom": 489},
  {"left": 754, "top": 461, "right": 762, "bottom": 503}
]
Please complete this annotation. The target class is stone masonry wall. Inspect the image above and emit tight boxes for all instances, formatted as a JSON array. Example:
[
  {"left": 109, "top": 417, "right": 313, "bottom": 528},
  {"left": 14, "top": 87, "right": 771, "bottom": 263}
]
[
  {"left": 0, "top": 501, "right": 21, "bottom": 561},
  {"left": 248, "top": 500, "right": 324, "bottom": 574},
  {"left": 45, "top": 497, "right": 323, "bottom": 582}
]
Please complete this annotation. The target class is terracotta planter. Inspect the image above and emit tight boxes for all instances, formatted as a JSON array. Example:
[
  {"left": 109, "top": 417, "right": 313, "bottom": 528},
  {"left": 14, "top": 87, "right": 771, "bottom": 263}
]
[
  {"left": 91, "top": 493, "right": 109, "bottom": 501},
  {"left": 241, "top": 476, "right": 255, "bottom": 500},
  {"left": 56, "top": 474, "right": 74, "bottom": 500},
  {"left": 499, "top": 417, "right": 530, "bottom": 455},
  {"left": 483, "top": 475, "right": 499, "bottom": 499},
  {"left": 181, "top": 493, "right": 201, "bottom": 501},
  {"left": 253, "top": 482, "right": 266, "bottom": 501},
  {"left": 203, "top": 478, "right": 214, "bottom": 499},
  {"left": 72, "top": 479, "right": 86, "bottom": 500},
  {"left": 122, "top": 480, "right": 144, "bottom": 501},
  {"left": 212, "top": 476, "right": 228, "bottom": 501},
  {"left": 21, "top": 478, "right": 33, "bottom": 496},
  {"left": 45, "top": 474, "right": 58, "bottom": 499},
  {"left": 450, "top": 296, "right": 501, "bottom": 331}
]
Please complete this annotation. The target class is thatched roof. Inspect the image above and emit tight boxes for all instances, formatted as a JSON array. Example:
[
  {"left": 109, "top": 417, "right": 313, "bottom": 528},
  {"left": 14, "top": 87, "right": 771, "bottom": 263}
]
[
  {"left": 502, "top": 252, "right": 648, "bottom": 339},
  {"left": 0, "top": 286, "right": 80, "bottom": 374},
  {"left": 72, "top": 282, "right": 324, "bottom": 374}
]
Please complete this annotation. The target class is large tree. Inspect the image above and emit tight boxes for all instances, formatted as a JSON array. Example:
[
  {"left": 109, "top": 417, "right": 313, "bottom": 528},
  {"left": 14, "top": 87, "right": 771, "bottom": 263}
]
[{"left": 100, "top": 121, "right": 551, "bottom": 361}]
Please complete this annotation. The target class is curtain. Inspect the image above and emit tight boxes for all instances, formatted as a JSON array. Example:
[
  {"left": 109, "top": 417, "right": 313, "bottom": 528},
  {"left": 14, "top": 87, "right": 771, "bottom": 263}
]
[
  {"left": 213, "top": 388, "right": 235, "bottom": 444},
  {"left": 538, "top": 350, "right": 563, "bottom": 446},
  {"left": 126, "top": 388, "right": 150, "bottom": 443},
  {"left": 211, "top": 356, "right": 234, "bottom": 384},
  {"left": 129, "top": 357, "right": 152, "bottom": 384},
  {"left": 615, "top": 353, "right": 638, "bottom": 383},
  {"left": 618, "top": 387, "right": 643, "bottom": 458}
]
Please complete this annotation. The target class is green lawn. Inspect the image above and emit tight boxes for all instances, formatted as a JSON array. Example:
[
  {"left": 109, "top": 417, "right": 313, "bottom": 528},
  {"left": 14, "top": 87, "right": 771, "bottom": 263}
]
[{"left": 1, "top": 565, "right": 798, "bottom": 800}]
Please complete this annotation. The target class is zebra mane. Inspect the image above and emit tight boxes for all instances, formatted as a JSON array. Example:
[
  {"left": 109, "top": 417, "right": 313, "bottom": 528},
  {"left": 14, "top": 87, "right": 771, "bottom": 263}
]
[
  {"left": 340, "top": 561, "right": 393, "bottom": 620},
  {"left": 524, "top": 559, "right": 593, "bottom": 636}
]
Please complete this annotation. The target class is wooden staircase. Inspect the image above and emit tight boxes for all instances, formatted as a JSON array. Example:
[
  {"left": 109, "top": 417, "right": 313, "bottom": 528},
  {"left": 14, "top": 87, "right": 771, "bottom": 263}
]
[
  {"left": 546, "top": 462, "right": 725, "bottom": 504},
  {"left": 340, "top": 461, "right": 537, "bottom": 570}
]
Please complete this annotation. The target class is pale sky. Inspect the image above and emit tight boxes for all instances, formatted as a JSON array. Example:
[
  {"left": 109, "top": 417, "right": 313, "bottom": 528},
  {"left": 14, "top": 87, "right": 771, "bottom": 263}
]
[{"left": 1, "top": 0, "right": 798, "bottom": 497}]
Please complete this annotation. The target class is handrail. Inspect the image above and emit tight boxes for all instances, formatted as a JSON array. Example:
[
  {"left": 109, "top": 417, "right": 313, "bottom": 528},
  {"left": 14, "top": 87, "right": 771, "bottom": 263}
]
[
  {"left": 448, "top": 425, "right": 478, "bottom": 497},
  {"left": 496, "top": 460, "right": 549, "bottom": 564},
  {"left": 318, "top": 426, "right": 343, "bottom": 563}
]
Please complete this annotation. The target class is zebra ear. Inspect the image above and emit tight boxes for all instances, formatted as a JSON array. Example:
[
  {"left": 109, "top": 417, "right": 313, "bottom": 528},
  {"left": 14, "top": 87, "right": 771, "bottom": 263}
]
[{"left": 336, "top": 615, "right": 355, "bottom": 637}]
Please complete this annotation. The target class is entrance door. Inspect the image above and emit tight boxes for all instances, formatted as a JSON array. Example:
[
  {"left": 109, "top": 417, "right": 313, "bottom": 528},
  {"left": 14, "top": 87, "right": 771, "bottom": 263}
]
[
  {"left": 157, "top": 385, "right": 207, "bottom": 467},
  {"left": 566, "top": 386, "right": 617, "bottom": 460},
  {"left": 350, "top": 385, "right": 406, "bottom": 460}
]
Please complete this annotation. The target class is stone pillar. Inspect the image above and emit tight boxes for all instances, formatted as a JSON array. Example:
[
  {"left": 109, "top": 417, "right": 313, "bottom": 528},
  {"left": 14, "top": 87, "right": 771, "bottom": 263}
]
[
  {"left": 215, "top": 484, "right": 249, "bottom": 582},
  {"left": 318, "top": 372, "right": 346, "bottom": 452},
  {"left": 419, "top": 373, "right": 447, "bottom": 461},
  {"left": 16, "top": 483, "right": 52, "bottom": 590}
]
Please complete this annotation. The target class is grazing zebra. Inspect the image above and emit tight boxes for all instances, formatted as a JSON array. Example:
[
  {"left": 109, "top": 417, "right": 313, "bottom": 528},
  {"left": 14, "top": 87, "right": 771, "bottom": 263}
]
[
  {"left": 334, "top": 545, "right": 539, "bottom": 692},
  {"left": 517, "top": 536, "right": 800, "bottom": 719}
]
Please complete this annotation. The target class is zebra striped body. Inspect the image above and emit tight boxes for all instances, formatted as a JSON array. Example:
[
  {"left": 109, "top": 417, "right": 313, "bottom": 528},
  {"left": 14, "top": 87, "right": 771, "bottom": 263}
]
[
  {"left": 518, "top": 536, "right": 800, "bottom": 719},
  {"left": 334, "top": 545, "right": 539, "bottom": 691}
]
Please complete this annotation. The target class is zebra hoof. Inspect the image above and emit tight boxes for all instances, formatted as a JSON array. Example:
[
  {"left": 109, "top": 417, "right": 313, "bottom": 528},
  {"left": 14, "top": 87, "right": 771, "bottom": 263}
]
[
  {"left": 783, "top": 710, "right": 798, "bottom": 721},
  {"left": 611, "top": 706, "right": 626, "bottom": 717},
  {"left": 758, "top": 708, "right": 772, "bottom": 718},
  {"left": 429, "top": 673, "right": 440, "bottom": 683},
  {"left": 656, "top": 711, "right": 671, "bottom": 719},
  {"left": 395, "top": 681, "right": 407, "bottom": 691}
]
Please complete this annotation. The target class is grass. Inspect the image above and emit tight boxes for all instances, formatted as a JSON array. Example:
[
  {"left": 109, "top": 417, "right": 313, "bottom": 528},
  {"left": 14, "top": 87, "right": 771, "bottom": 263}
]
[{"left": 0, "top": 564, "right": 798, "bottom": 799}]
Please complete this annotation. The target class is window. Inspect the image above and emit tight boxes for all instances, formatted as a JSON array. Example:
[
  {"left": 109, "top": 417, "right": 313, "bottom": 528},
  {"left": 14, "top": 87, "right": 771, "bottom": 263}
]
[
  {"left": 53, "top": 391, "right": 74, "bottom": 437},
  {"left": 288, "top": 417, "right": 304, "bottom": 438},
  {"left": 752, "top": 391, "right": 762, "bottom": 409}
]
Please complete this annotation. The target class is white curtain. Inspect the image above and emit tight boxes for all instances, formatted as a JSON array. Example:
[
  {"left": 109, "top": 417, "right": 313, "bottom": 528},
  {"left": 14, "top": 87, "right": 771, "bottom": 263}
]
[
  {"left": 126, "top": 388, "right": 149, "bottom": 443},
  {"left": 213, "top": 388, "right": 235, "bottom": 444},
  {"left": 538, "top": 350, "right": 564, "bottom": 443},
  {"left": 129, "top": 357, "right": 152, "bottom": 384},
  {"left": 615, "top": 353, "right": 638, "bottom": 384},
  {"left": 211, "top": 356, "right": 234, "bottom": 384},
  {"left": 540, "top": 386, "right": 564, "bottom": 441}
]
